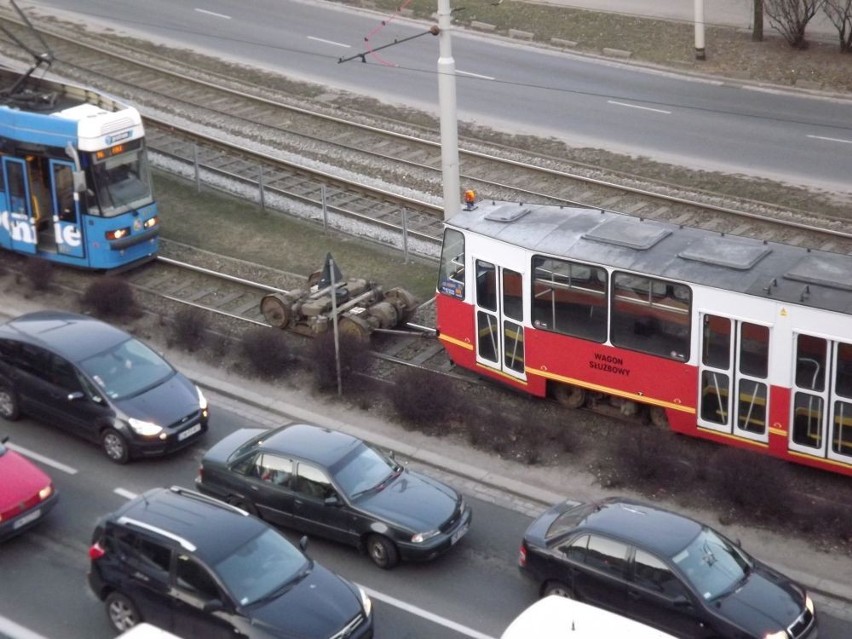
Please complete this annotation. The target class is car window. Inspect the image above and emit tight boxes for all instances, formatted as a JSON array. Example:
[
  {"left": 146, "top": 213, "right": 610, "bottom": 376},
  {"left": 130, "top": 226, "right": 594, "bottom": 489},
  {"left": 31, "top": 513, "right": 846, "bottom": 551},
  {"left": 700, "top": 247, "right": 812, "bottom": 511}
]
[
  {"left": 671, "top": 527, "right": 751, "bottom": 600},
  {"left": 256, "top": 454, "right": 294, "bottom": 486},
  {"left": 50, "top": 356, "right": 82, "bottom": 391},
  {"left": 16, "top": 344, "right": 53, "bottom": 382},
  {"left": 112, "top": 528, "right": 171, "bottom": 583},
  {"left": 562, "top": 534, "right": 590, "bottom": 562},
  {"left": 176, "top": 554, "right": 221, "bottom": 600},
  {"left": 633, "top": 549, "right": 689, "bottom": 599},
  {"left": 584, "top": 535, "right": 628, "bottom": 577},
  {"left": 214, "top": 528, "right": 308, "bottom": 606},
  {"left": 79, "top": 338, "right": 174, "bottom": 399},
  {"left": 295, "top": 463, "right": 334, "bottom": 500},
  {"left": 546, "top": 502, "right": 596, "bottom": 540},
  {"left": 332, "top": 443, "right": 397, "bottom": 498}
]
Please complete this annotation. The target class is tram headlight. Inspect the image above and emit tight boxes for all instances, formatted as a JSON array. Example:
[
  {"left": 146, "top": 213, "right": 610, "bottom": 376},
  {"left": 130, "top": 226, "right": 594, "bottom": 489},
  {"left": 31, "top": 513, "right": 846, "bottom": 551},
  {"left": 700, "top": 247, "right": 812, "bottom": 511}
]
[
  {"left": 105, "top": 227, "right": 130, "bottom": 241},
  {"left": 144, "top": 216, "right": 159, "bottom": 229}
]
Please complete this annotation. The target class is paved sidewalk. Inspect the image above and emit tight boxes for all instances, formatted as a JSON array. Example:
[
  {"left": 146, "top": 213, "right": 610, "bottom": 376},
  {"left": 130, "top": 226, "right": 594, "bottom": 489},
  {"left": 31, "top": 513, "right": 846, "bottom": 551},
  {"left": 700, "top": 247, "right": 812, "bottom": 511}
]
[
  {"left": 532, "top": 0, "right": 837, "bottom": 38},
  {"left": 2, "top": 294, "right": 851, "bottom": 618}
]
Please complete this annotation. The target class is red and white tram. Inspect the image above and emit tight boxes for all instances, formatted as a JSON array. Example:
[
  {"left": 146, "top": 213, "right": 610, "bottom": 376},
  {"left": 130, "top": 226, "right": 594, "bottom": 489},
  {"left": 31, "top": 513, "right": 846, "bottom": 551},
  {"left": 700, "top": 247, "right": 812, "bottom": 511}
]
[{"left": 435, "top": 200, "right": 852, "bottom": 477}]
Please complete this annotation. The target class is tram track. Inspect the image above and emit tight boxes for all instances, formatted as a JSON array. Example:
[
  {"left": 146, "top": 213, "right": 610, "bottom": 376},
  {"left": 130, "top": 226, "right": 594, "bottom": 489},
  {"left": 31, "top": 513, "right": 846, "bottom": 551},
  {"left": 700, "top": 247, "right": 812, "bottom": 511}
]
[{"left": 2, "top": 9, "right": 852, "bottom": 259}]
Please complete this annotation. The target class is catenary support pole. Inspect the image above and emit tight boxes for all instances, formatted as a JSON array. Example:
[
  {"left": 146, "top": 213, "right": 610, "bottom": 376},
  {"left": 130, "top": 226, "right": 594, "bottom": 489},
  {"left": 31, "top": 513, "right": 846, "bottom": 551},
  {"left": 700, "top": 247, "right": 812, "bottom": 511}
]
[{"left": 437, "top": 0, "right": 461, "bottom": 221}]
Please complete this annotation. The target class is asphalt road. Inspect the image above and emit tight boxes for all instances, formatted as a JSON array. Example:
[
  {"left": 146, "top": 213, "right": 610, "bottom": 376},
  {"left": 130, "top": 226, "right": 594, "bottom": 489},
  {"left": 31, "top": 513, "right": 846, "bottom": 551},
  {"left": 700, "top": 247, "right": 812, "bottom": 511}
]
[{"left": 16, "top": 0, "right": 852, "bottom": 195}]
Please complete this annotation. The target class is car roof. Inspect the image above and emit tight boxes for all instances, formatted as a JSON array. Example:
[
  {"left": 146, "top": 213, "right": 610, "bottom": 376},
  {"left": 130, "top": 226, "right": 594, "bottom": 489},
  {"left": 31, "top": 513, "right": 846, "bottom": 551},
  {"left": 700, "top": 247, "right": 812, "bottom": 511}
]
[
  {"left": 112, "top": 487, "right": 267, "bottom": 564},
  {"left": 574, "top": 498, "right": 702, "bottom": 557},
  {"left": 262, "top": 423, "right": 362, "bottom": 468},
  {"left": 0, "top": 310, "right": 129, "bottom": 362}
]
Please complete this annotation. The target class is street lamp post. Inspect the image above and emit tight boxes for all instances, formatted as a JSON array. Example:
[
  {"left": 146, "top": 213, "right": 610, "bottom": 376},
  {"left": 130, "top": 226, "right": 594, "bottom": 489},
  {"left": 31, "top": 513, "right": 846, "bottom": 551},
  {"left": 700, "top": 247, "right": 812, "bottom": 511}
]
[{"left": 437, "top": 0, "right": 461, "bottom": 221}]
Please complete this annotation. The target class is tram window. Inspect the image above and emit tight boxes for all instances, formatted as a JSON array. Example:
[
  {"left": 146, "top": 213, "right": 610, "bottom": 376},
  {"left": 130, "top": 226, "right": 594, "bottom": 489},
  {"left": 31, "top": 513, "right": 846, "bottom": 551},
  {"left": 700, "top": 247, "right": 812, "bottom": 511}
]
[
  {"left": 611, "top": 272, "right": 691, "bottom": 361},
  {"left": 503, "top": 319, "right": 524, "bottom": 373},
  {"left": 53, "top": 165, "right": 76, "bottom": 222},
  {"left": 701, "top": 370, "right": 730, "bottom": 425},
  {"left": 7, "top": 162, "right": 27, "bottom": 214},
  {"left": 476, "top": 311, "right": 499, "bottom": 363},
  {"left": 702, "top": 315, "right": 731, "bottom": 369},
  {"left": 835, "top": 342, "right": 852, "bottom": 398},
  {"left": 795, "top": 335, "right": 826, "bottom": 391},
  {"left": 437, "top": 229, "right": 465, "bottom": 299},
  {"left": 739, "top": 323, "right": 769, "bottom": 378},
  {"left": 476, "top": 261, "right": 497, "bottom": 312},
  {"left": 531, "top": 256, "right": 606, "bottom": 342},
  {"left": 737, "top": 379, "right": 767, "bottom": 434},
  {"left": 792, "top": 392, "right": 823, "bottom": 449},
  {"left": 832, "top": 400, "right": 852, "bottom": 455},
  {"left": 502, "top": 269, "right": 523, "bottom": 321}
]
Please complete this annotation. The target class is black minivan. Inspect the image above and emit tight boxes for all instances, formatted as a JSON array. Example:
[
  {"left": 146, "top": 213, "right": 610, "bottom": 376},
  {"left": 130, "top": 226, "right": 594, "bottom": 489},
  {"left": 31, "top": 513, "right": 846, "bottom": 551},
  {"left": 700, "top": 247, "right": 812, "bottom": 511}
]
[{"left": 0, "top": 310, "right": 208, "bottom": 463}]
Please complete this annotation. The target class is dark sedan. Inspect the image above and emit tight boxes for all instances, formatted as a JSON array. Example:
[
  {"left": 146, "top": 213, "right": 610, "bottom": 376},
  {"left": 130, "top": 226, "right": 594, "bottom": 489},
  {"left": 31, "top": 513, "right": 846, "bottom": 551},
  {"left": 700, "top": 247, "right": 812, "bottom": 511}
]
[
  {"left": 0, "top": 311, "right": 208, "bottom": 463},
  {"left": 196, "top": 423, "right": 472, "bottom": 569},
  {"left": 518, "top": 497, "right": 817, "bottom": 639}
]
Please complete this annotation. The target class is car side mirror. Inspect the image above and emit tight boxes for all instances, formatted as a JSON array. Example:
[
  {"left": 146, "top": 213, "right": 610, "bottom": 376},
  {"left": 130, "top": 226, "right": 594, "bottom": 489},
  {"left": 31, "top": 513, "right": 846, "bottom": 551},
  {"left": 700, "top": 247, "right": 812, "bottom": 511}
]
[
  {"left": 67, "top": 391, "right": 85, "bottom": 401},
  {"left": 202, "top": 598, "right": 224, "bottom": 613},
  {"left": 299, "top": 535, "right": 309, "bottom": 552},
  {"left": 324, "top": 494, "right": 341, "bottom": 507},
  {"left": 672, "top": 595, "right": 691, "bottom": 609}
]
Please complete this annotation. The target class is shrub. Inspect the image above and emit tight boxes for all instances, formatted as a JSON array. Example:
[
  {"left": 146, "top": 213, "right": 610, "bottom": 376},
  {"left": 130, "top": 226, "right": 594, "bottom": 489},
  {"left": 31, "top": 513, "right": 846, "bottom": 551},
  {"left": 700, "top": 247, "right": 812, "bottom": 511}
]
[
  {"left": 607, "top": 425, "right": 687, "bottom": 491},
  {"left": 171, "top": 306, "right": 209, "bottom": 352},
  {"left": 81, "top": 276, "right": 137, "bottom": 319},
  {"left": 22, "top": 257, "right": 53, "bottom": 292},
  {"left": 387, "top": 367, "right": 463, "bottom": 431},
  {"left": 711, "top": 448, "right": 792, "bottom": 523},
  {"left": 240, "top": 327, "right": 293, "bottom": 379},
  {"left": 311, "top": 331, "right": 371, "bottom": 394}
]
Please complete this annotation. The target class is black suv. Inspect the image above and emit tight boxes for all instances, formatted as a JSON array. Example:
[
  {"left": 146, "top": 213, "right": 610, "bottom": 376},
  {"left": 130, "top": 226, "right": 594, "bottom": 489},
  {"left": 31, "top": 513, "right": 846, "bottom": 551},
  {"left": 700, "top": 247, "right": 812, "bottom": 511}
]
[{"left": 88, "top": 486, "right": 373, "bottom": 639}]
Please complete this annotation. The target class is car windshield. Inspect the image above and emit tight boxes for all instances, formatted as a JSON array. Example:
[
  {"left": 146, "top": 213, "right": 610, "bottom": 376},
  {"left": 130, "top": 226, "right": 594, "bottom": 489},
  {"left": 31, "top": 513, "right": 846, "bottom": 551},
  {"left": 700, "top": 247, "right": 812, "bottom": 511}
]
[
  {"left": 214, "top": 528, "right": 309, "bottom": 606},
  {"left": 333, "top": 442, "right": 400, "bottom": 499},
  {"left": 78, "top": 338, "right": 174, "bottom": 400},
  {"left": 671, "top": 527, "right": 753, "bottom": 600}
]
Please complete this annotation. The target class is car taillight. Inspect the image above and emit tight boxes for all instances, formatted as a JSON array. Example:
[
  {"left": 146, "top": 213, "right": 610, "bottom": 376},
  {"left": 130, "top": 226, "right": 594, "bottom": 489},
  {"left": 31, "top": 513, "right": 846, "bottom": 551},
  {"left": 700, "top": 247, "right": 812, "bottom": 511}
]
[
  {"left": 197, "top": 466, "right": 204, "bottom": 481},
  {"left": 88, "top": 541, "right": 106, "bottom": 560},
  {"left": 518, "top": 543, "right": 527, "bottom": 567}
]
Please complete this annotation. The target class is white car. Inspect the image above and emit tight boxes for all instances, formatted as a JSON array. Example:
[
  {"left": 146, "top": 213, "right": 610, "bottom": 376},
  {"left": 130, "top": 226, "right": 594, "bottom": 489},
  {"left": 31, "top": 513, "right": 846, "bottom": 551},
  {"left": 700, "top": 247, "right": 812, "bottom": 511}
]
[
  {"left": 502, "top": 596, "right": 677, "bottom": 639},
  {"left": 118, "top": 623, "right": 183, "bottom": 638}
]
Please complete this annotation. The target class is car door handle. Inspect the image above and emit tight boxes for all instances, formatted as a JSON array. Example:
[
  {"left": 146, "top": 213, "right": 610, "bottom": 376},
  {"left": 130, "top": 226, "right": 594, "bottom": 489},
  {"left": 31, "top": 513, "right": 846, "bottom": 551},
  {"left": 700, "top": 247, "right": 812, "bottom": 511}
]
[{"left": 250, "top": 485, "right": 259, "bottom": 491}]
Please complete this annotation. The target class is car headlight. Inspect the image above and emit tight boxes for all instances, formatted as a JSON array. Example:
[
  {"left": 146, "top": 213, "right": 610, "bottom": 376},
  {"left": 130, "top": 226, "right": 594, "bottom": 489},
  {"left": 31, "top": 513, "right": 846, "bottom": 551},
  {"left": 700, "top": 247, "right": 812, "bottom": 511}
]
[
  {"left": 763, "top": 632, "right": 787, "bottom": 639},
  {"left": 39, "top": 485, "right": 53, "bottom": 500},
  {"left": 196, "top": 386, "right": 208, "bottom": 410},
  {"left": 357, "top": 585, "right": 372, "bottom": 617},
  {"left": 805, "top": 594, "right": 814, "bottom": 614},
  {"left": 411, "top": 530, "right": 441, "bottom": 543},
  {"left": 128, "top": 418, "right": 163, "bottom": 436}
]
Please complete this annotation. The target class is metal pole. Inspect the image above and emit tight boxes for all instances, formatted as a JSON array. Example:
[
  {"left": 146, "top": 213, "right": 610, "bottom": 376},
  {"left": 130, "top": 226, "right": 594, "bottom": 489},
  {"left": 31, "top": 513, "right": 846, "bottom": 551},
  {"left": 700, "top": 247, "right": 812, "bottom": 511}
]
[
  {"left": 193, "top": 144, "right": 201, "bottom": 193},
  {"left": 694, "top": 0, "right": 706, "bottom": 60},
  {"left": 437, "top": 0, "right": 460, "bottom": 221},
  {"left": 402, "top": 208, "right": 409, "bottom": 263},
  {"left": 321, "top": 185, "right": 328, "bottom": 233},
  {"left": 330, "top": 257, "right": 343, "bottom": 396},
  {"left": 259, "top": 165, "right": 265, "bottom": 211}
]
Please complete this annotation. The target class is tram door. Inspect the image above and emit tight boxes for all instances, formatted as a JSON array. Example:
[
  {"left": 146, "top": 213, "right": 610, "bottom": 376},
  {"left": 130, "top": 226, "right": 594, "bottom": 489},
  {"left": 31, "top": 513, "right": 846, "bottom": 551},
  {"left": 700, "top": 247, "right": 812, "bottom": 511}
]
[
  {"left": 473, "top": 259, "right": 526, "bottom": 381},
  {"left": 1, "top": 157, "right": 37, "bottom": 254},
  {"left": 789, "top": 335, "right": 852, "bottom": 465},
  {"left": 49, "top": 160, "right": 85, "bottom": 258},
  {"left": 697, "top": 314, "right": 770, "bottom": 442}
]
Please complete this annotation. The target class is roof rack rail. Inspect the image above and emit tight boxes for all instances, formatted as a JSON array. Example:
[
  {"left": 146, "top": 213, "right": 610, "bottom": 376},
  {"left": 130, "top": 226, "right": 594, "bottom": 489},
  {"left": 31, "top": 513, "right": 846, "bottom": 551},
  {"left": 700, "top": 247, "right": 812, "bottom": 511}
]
[{"left": 168, "top": 485, "right": 249, "bottom": 516}]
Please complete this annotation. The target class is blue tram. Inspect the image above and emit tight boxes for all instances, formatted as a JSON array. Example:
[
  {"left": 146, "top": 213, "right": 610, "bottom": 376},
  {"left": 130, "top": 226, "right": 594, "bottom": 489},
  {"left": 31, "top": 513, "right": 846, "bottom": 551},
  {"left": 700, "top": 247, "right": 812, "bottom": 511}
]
[{"left": 0, "top": 66, "right": 159, "bottom": 270}]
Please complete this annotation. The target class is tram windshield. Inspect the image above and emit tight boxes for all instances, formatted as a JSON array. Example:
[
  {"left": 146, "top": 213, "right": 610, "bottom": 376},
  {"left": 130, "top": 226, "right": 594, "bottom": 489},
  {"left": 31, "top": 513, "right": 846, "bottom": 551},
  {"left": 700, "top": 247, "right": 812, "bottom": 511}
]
[{"left": 87, "top": 145, "right": 154, "bottom": 217}]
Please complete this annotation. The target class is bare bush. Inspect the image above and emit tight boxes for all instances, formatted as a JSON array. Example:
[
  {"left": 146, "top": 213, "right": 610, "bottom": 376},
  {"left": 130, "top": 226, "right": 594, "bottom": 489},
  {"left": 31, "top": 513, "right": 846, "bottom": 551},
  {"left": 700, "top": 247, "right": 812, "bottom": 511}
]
[
  {"left": 607, "top": 426, "right": 688, "bottom": 490},
  {"left": 387, "top": 368, "right": 463, "bottom": 431},
  {"left": 240, "top": 327, "right": 294, "bottom": 379},
  {"left": 81, "top": 277, "right": 137, "bottom": 319},
  {"left": 171, "top": 307, "right": 209, "bottom": 352},
  {"left": 711, "top": 447, "right": 793, "bottom": 522},
  {"left": 311, "top": 331, "right": 371, "bottom": 394},
  {"left": 824, "top": 0, "right": 852, "bottom": 51},
  {"left": 765, "top": 0, "right": 825, "bottom": 48}
]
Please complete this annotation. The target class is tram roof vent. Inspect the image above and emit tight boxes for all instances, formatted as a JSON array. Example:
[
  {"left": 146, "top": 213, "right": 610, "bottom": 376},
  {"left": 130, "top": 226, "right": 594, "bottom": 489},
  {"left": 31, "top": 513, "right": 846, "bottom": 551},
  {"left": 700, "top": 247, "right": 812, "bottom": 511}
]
[
  {"left": 784, "top": 254, "right": 852, "bottom": 292},
  {"left": 678, "top": 237, "right": 771, "bottom": 270},
  {"left": 582, "top": 218, "right": 670, "bottom": 250},
  {"left": 484, "top": 205, "right": 533, "bottom": 223}
]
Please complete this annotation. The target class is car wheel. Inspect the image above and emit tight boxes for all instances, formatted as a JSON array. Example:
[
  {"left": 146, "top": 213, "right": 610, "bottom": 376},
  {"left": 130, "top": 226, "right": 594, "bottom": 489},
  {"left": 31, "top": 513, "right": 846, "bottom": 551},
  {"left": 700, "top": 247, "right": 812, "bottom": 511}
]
[
  {"left": 0, "top": 385, "right": 20, "bottom": 421},
  {"left": 228, "top": 496, "right": 258, "bottom": 516},
  {"left": 543, "top": 580, "right": 575, "bottom": 598},
  {"left": 101, "top": 428, "right": 130, "bottom": 464},
  {"left": 366, "top": 534, "right": 400, "bottom": 570},
  {"left": 105, "top": 592, "right": 141, "bottom": 632}
]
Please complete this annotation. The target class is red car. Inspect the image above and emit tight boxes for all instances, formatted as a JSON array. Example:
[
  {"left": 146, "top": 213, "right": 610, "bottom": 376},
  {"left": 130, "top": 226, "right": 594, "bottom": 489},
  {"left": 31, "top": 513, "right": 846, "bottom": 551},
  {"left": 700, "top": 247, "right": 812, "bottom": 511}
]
[{"left": 0, "top": 436, "right": 58, "bottom": 541}]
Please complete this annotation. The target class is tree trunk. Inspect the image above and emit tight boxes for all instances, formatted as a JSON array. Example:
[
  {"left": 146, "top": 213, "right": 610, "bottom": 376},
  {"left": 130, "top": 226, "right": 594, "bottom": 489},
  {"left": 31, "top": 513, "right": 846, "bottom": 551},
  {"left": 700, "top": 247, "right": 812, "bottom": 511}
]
[{"left": 753, "top": 0, "right": 764, "bottom": 41}]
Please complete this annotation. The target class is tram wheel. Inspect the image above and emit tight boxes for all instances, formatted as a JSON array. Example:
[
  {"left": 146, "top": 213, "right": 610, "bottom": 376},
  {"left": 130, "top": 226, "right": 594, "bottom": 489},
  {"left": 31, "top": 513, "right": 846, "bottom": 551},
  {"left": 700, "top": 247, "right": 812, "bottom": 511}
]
[
  {"left": 260, "top": 294, "right": 293, "bottom": 329},
  {"left": 554, "top": 384, "right": 586, "bottom": 409},
  {"left": 650, "top": 406, "right": 670, "bottom": 428}
]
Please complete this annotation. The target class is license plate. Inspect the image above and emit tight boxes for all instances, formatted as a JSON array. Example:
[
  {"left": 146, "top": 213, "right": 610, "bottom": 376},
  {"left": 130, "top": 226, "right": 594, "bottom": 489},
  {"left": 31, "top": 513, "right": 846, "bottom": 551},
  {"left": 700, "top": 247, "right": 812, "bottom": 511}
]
[
  {"left": 451, "top": 522, "right": 469, "bottom": 545},
  {"left": 14, "top": 508, "right": 41, "bottom": 529},
  {"left": 178, "top": 423, "right": 202, "bottom": 441}
]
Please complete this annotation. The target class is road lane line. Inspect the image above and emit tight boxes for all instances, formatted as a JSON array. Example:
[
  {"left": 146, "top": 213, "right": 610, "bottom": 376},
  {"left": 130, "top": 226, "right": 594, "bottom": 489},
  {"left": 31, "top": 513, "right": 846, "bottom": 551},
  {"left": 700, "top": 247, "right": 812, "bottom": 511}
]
[
  {"left": 607, "top": 100, "right": 671, "bottom": 114},
  {"left": 307, "top": 36, "right": 351, "bottom": 48},
  {"left": 0, "top": 615, "right": 51, "bottom": 639},
  {"left": 114, "top": 488, "right": 138, "bottom": 500},
  {"left": 457, "top": 70, "right": 495, "bottom": 80},
  {"left": 360, "top": 585, "right": 497, "bottom": 639},
  {"left": 6, "top": 444, "right": 78, "bottom": 475},
  {"left": 807, "top": 134, "right": 852, "bottom": 145},
  {"left": 195, "top": 8, "right": 231, "bottom": 19}
]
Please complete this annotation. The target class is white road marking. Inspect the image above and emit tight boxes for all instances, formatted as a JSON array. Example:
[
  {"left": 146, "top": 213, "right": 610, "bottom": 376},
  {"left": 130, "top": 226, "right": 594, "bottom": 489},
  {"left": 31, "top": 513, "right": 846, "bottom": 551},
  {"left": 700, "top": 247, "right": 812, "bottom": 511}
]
[
  {"left": 807, "top": 134, "right": 852, "bottom": 145},
  {"left": 195, "top": 8, "right": 231, "bottom": 19},
  {"left": 114, "top": 487, "right": 138, "bottom": 500},
  {"left": 6, "top": 443, "right": 78, "bottom": 475},
  {"left": 457, "top": 69, "right": 495, "bottom": 80},
  {"left": 607, "top": 99, "right": 671, "bottom": 114},
  {"left": 360, "top": 585, "right": 497, "bottom": 639},
  {"left": 307, "top": 36, "right": 351, "bottom": 48},
  {"left": 0, "top": 615, "right": 51, "bottom": 639}
]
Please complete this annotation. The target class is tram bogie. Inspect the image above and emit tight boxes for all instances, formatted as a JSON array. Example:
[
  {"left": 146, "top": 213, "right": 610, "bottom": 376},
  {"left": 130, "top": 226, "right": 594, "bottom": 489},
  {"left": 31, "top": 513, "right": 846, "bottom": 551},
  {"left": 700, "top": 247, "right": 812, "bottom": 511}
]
[{"left": 436, "top": 200, "right": 852, "bottom": 477}]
